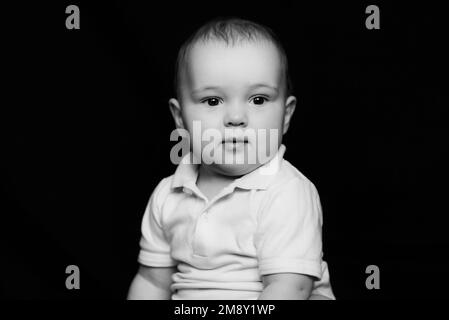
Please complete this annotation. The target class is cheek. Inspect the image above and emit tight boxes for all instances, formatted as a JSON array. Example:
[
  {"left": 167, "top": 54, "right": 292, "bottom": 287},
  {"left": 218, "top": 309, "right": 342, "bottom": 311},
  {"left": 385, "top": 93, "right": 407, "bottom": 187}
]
[
  {"left": 181, "top": 107, "right": 200, "bottom": 132},
  {"left": 183, "top": 109, "right": 222, "bottom": 132},
  {"left": 181, "top": 105, "right": 196, "bottom": 123},
  {"left": 253, "top": 106, "right": 285, "bottom": 130},
  {"left": 181, "top": 108, "right": 222, "bottom": 151}
]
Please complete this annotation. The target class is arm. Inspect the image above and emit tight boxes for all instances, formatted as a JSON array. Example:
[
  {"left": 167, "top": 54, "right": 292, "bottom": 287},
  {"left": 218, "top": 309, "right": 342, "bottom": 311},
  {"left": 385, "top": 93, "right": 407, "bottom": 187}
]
[
  {"left": 309, "top": 293, "right": 333, "bottom": 300},
  {"left": 258, "top": 273, "right": 313, "bottom": 300},
  {"left": 127, "top": 265, "right": 177, "bottom": 300},
  {"left": 256, "top": 180, "right": 335, "bottom": 300}
]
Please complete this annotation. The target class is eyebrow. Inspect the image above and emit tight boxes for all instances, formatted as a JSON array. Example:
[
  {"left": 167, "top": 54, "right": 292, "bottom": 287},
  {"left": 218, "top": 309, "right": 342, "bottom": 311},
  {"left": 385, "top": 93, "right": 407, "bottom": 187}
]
[
  {"left": 191, "top": 86, "right": 222, "bottom": 95},
  {"left": 248, "top": 83, "right": 279, "bottom": 92},
  {"left": 191, "top": 83, "right": 278, "bottom": 95}
]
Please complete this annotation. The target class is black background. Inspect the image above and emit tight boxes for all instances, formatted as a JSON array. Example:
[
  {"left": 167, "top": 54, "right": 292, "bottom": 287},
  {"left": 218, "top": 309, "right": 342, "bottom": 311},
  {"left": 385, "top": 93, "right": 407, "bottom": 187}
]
[{"left": 2, "top": 1, "right": 448, "bottom": 299}]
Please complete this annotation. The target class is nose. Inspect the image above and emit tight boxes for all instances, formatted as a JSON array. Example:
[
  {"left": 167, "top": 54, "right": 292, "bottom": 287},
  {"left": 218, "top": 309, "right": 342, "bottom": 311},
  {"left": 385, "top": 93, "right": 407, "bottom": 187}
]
[{"left": 224, "top": 103, "right": 248, "bottom": 127}]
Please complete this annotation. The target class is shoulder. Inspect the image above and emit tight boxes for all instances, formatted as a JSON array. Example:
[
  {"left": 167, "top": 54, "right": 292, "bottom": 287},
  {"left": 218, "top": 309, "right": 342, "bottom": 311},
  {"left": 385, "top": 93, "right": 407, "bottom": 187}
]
[
  {"left": 257, "top": 160, "right": 323, "bottom": 224},
  {"left": 149, "top": 174, "right": 176, "bottom": 208},
  {"left": 268, "top": 159, "right": 319, "bottom": 196}
]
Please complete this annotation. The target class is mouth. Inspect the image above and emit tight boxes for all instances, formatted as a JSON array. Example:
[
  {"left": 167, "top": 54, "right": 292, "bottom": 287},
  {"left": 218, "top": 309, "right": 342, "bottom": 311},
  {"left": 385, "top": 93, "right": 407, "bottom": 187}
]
[
  {"left": 223, "top": 137, "right": 249, "bottom": 144},
  {"left": 222, "top": 137, "right": 249, "bottom": 151}
]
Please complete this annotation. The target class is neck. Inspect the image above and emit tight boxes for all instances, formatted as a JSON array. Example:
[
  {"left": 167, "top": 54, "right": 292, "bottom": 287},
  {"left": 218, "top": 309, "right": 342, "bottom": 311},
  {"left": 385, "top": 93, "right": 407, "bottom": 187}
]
[
  {"left": 196, "top": 164, "right": 240, "bottom": 200},
  {"left": 198, "top": 164, "right": 239, "bottom": 184}
]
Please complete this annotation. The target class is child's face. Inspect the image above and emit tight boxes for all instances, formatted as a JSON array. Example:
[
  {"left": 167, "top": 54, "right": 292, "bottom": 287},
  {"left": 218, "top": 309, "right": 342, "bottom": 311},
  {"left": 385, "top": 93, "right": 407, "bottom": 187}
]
[{"left": 170, "top": 40, "right": 296, "bottom": 176}]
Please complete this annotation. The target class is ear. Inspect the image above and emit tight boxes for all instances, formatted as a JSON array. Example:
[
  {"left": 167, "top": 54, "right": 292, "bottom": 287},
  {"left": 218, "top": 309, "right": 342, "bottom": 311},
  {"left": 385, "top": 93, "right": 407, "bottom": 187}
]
[
  {"left": 283, "top": 95, "right": 297, "bottom": 135},
  {"left": 168, "top": 98, "right": 185, "bottom": 129}
]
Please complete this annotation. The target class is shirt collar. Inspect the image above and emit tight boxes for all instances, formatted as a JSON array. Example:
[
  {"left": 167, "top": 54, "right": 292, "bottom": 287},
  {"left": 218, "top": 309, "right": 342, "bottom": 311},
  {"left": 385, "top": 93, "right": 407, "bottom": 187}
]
[{"left": 171, "top": 144, "right": 287, "bottom": 191}]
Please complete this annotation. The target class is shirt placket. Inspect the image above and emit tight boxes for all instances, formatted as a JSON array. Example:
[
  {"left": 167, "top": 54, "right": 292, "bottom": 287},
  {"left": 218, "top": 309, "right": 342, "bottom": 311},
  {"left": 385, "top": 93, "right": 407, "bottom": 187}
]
[
  {"left": 192, "top": 204, "right": 210, "bottom": 256},
  {"left": 190, "top": 185, "right": 236, "bottom": 257}
]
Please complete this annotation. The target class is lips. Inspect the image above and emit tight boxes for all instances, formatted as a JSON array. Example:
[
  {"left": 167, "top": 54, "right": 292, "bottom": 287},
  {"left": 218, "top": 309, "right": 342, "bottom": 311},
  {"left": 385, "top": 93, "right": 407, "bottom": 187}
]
[
  {"left": 223, "top": 137, "right": 249, "bottom": 143},
  {"left": 222, "top": 137, "right": 248, "bottom": 152}
]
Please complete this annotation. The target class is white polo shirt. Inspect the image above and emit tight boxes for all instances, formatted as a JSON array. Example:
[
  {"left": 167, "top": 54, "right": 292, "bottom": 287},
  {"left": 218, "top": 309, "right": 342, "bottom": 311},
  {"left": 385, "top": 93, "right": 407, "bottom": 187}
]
[{"left": 138, "top": 145, "right": 335, "bottom": 300}]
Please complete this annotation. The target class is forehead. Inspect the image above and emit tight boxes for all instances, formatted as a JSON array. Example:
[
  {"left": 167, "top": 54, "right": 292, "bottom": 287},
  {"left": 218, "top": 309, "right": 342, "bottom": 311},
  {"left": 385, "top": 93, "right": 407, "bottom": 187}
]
[{"left": 181, "top": 40, "right": 284, "bottom": 92}]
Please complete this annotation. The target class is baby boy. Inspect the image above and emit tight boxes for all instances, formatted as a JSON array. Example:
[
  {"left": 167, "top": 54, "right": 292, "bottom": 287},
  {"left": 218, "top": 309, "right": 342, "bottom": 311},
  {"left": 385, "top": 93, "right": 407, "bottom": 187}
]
[{"left": 128, "top": 17, "right": 335, "bottom": 300}]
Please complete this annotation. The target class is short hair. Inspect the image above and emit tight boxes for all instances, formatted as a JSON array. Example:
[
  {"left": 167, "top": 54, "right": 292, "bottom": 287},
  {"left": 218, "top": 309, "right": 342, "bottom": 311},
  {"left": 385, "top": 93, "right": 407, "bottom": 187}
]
[{"left": 174, "top": 17, "right": 293, "bottom": 99}]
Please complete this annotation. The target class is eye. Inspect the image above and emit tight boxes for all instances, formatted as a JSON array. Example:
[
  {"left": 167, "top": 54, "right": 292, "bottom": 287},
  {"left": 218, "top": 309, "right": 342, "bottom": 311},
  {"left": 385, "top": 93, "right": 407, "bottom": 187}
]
[
  {"left": 251, "top": 96, "right": 268, "bottom": 105},
  {"left": 201, "top": 97, "right": 222, "bottom": 107}
]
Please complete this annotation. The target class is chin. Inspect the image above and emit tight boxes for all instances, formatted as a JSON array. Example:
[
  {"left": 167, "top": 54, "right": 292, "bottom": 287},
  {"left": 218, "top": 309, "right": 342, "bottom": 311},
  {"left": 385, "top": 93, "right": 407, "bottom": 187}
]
[{"left": 213, "top": 163, "right": 260, "bottom": 177}]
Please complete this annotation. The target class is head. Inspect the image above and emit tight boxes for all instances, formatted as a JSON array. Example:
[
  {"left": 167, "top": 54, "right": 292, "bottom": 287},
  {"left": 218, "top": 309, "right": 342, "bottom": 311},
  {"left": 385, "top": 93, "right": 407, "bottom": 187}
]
[{"left": 169, "top": 17, "right": 297, "bottom": 176}]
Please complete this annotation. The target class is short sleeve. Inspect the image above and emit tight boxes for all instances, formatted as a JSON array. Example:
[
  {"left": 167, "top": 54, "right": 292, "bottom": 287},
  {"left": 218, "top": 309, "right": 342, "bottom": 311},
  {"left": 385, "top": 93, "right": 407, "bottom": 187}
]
[
  {"left": 137, "top": 179, "right": 177, "bottom": 267},
  {"left": 311, "top": 260, "right": 335, "bottom": 299},
  {"left": 255, "top": 178, "right": 323, "bottom": 279}
]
